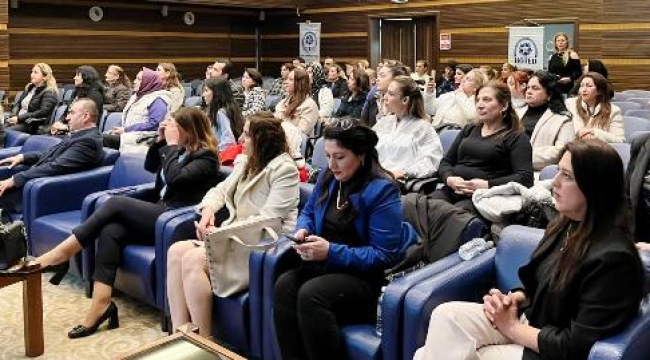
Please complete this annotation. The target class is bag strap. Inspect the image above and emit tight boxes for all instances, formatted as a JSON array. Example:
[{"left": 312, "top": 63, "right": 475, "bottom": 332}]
[{"left": 228, "top": 226, "right": 280, "bottom": 249}]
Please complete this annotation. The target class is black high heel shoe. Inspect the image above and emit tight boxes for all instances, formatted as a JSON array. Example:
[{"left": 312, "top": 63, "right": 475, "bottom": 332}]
[
  {"left": 7, "top": 259, "right": 69, "bottom": 285},
  {"left": 68, "top": 301, "right": 119, "bottom": 339}
]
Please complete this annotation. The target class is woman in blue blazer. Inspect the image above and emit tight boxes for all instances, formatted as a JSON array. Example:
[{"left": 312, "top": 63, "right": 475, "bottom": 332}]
[{"left": 273, "top": 118, "right": 417, "bottom": 360}]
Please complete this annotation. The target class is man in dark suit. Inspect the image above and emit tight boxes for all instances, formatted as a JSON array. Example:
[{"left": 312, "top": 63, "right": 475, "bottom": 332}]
[
  {"left": 627, "top": 131, "right": 650, "bottom": 242},
  {"left": 0, "top": 98, "right": 104, "bottom": 212}
]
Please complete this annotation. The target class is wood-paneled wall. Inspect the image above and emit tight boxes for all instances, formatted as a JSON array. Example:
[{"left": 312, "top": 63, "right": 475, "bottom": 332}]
[
  {"left": 261, "top": 0, "right": 650, "bottom": 91},
  {"left": 5, "top": 0, "right": 260, "bottom": 94}
]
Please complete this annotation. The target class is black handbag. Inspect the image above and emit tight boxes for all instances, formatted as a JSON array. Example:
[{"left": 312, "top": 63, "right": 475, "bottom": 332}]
[
  {"left": 399, "top": 177, "right": 440, "bottom": 195},
  {"left": 0, "top": 213, "right": 27, "bottom": 270}
]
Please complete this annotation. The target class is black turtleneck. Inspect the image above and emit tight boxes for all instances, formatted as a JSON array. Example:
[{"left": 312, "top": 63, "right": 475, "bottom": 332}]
[{"left": 522, "top": 103, "right": 549, "bottom": 138}]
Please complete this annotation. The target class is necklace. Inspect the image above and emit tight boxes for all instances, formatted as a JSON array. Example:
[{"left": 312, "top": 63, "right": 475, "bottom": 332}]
[
  {"left": 336, "top": 185, "right": 348, "bottom": 210},
  {"left": 560, "top": 223, "right": 573, "bottom": 253}
]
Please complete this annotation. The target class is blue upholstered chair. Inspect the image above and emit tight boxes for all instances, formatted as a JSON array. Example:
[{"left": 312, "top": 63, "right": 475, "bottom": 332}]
[
  {"left": 439, "top": 129, "right": 461, "bottom": 154},
  {"left": 615, "top": 102, "right": 643, "bottom": 116},
  {"left": 100, "top": 112, "right": 123, "bottom": 133},
  {"left": 403, "top": 225, "right": 650, "bottom": 360},
  {"left": 626, "top": 109, "right": 650, "bottom": 120},
  {"left": 24, "top": 149, "right": 120, "bottom": 281},
  {"left": 624, "top": 116, "right": 650, "bottom": 143},
  {"left": 3, "top": 129, "right": 30, "bottom": 148},
  {"left": 184, "top": 96, "right": 201, "bottom": 108}
]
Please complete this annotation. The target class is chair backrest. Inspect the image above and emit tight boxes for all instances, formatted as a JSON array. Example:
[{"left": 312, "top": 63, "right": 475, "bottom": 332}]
[
  {"left": 262, "top": 76, "right": 275, "bottom": 91},
  {"left": 108, "top": 153, "right": 156, "bottom": 189},
  {"left": 184, "top": 96, "right": 201, "bottom": 108},
  {"left": 439, "top": 129, "right": 461, "bottom": 155},
  {"left": 311, "top": 137, "right": 328, "bottom": 170},
  {"left": 300, "top": 133, "right": 309, "bottom": 158},
  {"left": 626, "top": 109, "right": 650, "bottom": 120},
  {"left": 624, "top": 116, "right": 650, "bottom": 142},
  {"left": 623, "top": 89, "right": 650, "bottom": 98},
  {"left": 13, "top": 91, "right": 24, "bottom": 106},
  {"left": 610, "top": 142, "right": 631, "bottom": 172},
  {"left": 539, "top": 164, "right": 559, "bottom": 181},
  {"left": 194, "top": 83, "right": 204, "bottom": 97},
  {"left": 101, "top": 148, "right": 120, "bottom": 166},
  {"left": 614, "top": 101, "right": 643, "bottom": 115},
  {"left": 51, "top": 104, "right": 67, "bottom": 123},
  {"left": 183, "top": 86, "right": 193, "bottom": 99},
  {"left": 3, "top": 129, "right": 30, "bottom": 148},
  {"left": 20, "top": 135, "right": 61, "bottom": 154},
  {"left": 62, "top": 89, "right": 75, "bottom": 104},
  {"left": 495, "top": 225, "right": 545, "bottom": 291},
  {"left": 265, "top": 95, "right": 282, "bottom": 111},
  {"left": 626, "top": 98, "right": 650, "bottom": 108},
  {"left": 102, "top": 112, "right": 123, "bottom": 133},
  {"left": 299, "top": 183, "right": 313, "bottom": 212},
  {"left": 190, "top": 79, "right": 203, "bottom": 91}
]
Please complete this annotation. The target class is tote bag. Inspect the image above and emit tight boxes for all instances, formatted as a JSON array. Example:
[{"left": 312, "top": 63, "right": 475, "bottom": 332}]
[{"left": 205, "top": 217, "right": 282, "bottom": 297}]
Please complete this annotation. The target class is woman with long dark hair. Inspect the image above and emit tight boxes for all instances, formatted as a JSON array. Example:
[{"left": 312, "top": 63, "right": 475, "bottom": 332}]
[
  {"left": 167, "top": 112, "right": 300, "bottom": 337},
  {"left": 50, "top": 66, "right": 105, "bottom": 135},
  {"left": 203, "top": 76, "right": 244, "bottom": 152},
  {"left": 273, "top": 118, "right": 417, "bottom": 360},
  {"left": 23, "top": 107, "right": 221, "bottom": 338},
  {"left": 415, "top": 139, "right": 644, "bottom": 360},
  {"left": 241, "top": 68, "right": 266, "bottom": 117},
  {"left": 335, "top": 68, "right": 370, "bottom": 119},
  {"left": 566, "top": 72, "right": 624, "bottom": 143},
  {"left": 432, "top": 82, "right": 534, "bottom": 211}
]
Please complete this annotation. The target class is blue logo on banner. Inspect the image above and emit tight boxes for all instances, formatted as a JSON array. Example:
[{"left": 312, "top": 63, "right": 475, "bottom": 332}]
[
  {"left": 514, "top": 37, "right": 538, "bottom": 65},
  {"left": 302, "top": 31, "right": 318, "bottom": 52}
]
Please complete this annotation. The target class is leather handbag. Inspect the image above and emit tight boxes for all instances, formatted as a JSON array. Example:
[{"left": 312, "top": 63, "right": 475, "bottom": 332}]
[
  {"left": 204, "top": 217, "right": 282, "bottom": 297},
  {"left": 0, "top": 217, "right": 27, "bottom": 270},
  {"left": 399, "top": 176, "right": 440, "bottom": 195}
]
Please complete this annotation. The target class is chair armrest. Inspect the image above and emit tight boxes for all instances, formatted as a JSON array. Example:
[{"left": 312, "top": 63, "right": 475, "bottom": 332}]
[
  {"left": 402, "top": 249, "right": 497, "bottom": 360},
  {"left": 87, "top": 183, "right": 157, "bottom": 217},
  {"left": 0, "top": 147, "right": 21, "bottom": 160},
  {"left": 589, "top": 296, "right": 650, "bottom": 360},
  {"left": 381, "top": 254, "right": 464, "bottom": 360},
  {"left": 155, "top": 207, "right": 198, "bottom": 310}
]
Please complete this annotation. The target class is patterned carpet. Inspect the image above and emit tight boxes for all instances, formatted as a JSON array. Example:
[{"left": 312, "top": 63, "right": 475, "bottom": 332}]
[{"left": 0, "top": 274, "right": 167, "bottom": 359}]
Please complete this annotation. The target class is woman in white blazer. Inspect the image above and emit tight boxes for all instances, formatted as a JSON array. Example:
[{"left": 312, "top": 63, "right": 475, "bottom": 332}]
[
  {"left": 516, "top": 71, "right": 575, "bottom": 171},
  {"left": 166, "top": 113, "right": 301, "bottom": 337},
  {"left": 566, "top": 72, "right": 624, "bottom": 143},
  {"left": 274, "top": 68, "right": 320, "bottom": 137}
]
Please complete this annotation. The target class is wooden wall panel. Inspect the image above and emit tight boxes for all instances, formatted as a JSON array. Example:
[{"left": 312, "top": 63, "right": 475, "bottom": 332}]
[{"left": 6, "top": 0, "right": 259, "bottom": 92}]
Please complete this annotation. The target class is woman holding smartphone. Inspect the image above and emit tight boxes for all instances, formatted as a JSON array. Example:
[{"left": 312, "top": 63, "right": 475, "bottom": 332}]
[{"left": 273, "top": 118, "right": 417, "bottom": 360}]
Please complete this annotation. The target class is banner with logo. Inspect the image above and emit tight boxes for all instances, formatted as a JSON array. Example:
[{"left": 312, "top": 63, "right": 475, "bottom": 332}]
[
  {"left": 299, "top": 22, "right": 321, "bottom": 65},
  {"left": 508, "top": 26, "right": 544, "bottom": 71}
]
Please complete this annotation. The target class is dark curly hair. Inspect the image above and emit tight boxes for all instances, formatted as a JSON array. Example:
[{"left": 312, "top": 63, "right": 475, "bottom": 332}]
[{"left": 243, "top": 111, "right": 290, "bottom": 179}]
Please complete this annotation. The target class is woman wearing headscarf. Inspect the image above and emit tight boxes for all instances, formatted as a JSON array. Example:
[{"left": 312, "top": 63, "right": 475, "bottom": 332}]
[
  {"left": 307, "top": 62, "right": 334, "bottom": 120},
  {"left": 103, "top": 67, "right": 171, "bottom": 149}
]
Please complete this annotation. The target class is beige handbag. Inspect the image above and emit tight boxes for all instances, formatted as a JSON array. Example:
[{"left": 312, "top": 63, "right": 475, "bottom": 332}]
[
  {"left": 119, "top": 131, "right": 157, "bottom": 155},
  {"left": 205, "top": 217, "right": 282, "bottom": 297}
]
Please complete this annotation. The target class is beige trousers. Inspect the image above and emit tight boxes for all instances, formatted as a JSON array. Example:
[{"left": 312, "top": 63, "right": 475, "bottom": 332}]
[{"left": 413, "top": 301, "right": 526, "bottom": 360}]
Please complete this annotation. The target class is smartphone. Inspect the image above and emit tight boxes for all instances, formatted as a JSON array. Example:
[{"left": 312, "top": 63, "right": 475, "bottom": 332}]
[{"left": 286, "top": 234, "right": 311, "bottom": 244}]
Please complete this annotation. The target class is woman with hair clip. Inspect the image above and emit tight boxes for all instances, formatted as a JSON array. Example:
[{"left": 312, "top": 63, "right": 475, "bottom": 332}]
[
  {"left": 306, "top": 62, "right": 334, "bottom": 120},
  {"left": 517, "top": 70, "right": 575, "bottom": 171},
  {"left": 50, "top": 66, "right": 105, "bottom": 135},
  {"left": 548, "top": 32, "right": 581, "bottom": 95},
  {"left": 241, "top": 68, "right": 267, "bottom": 117},
  {"left": 432, "top": 82, "right": 534, "bottom": 211},
  {"left": 6, "top": 63, "right": 59, "bottom": 135},
  {"left": 415, "top": 139, "right": 645, "bottom": 360},
  {"left": 373, "top": 75, "right": 443, "bottom": 180},
  {"left": 103, "top": 67, "right": 172, "bottom": 149},
  {"left": 103, "top": 64, "right": 132, "bottom": 113},
  {"left": 566, "top": 72, "right": 624, "bottom": 143},
  {"left": 21, "top": 107, "right": 221, "bottom": 338},
  {"left": 361, "top": 61, "right": 408, "bottom": 127},
  {"left": 156, "top": 62, "right": 184, "bottom": 112},
  {"left": 167, "top": 112, "right": 300, "bottom": 337},
  {"left": 274, "top": 68, "right": 319, "bottom": 136},
  {"left": 273, "top": 118, "right": 417, "bottom": 360},
  {"left": 203, "top": 76, "right": 244, "bottom": 152}
]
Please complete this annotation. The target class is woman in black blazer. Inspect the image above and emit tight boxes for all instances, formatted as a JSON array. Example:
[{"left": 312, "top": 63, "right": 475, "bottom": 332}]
[
  {"left": 6, "top": 63, "right": 59, "bottom": 135},
  {"left": 415, "top": 139, "right": 645, "bottom": 360},
  {"left": 21, "top": 107, "right": 221, "bottom": 339}
]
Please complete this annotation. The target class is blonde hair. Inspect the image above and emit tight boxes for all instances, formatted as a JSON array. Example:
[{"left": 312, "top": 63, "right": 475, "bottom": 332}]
[
  {"left": 32, "top": 63, "right": 59, "bottom": 95},
  {"left": 157, "top": 62, "right": 182, "bottom": 90},
  {"left": 554, "top": 33, "right": 574, "bottom": 65}
]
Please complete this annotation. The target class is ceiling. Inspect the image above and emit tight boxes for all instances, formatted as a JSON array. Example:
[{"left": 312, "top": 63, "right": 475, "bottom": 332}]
[{"left": 145, "top": 0, "right": 303, "bottom": 9}]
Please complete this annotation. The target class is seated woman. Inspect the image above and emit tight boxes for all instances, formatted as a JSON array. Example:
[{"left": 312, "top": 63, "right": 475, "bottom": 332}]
[
  {"left": 203, "top": 76, "right": 243, "bottom": 153},
  {"left": 307, "top": 62, "right": 334, "bottom": 120},
  {"left": 6, "top": 63, "right": 59, "bottom": 135},
  {"left": 273, "top": 118, "right": 417, "bottom": 360},
  {"left": 414, "top": 139, "right": 645, "bottom": 360},
  {"left": 432, "top": 82, "right": 534, "bottom": 212},
  {"left": 24, "top": 107, "right": 221, "bottom": 338},
  {"left": 361, "top": 62, "right": 408, "bottom": 127},
  {"left": 51, "top": 66, "right": 105, "bottom": 134},
  {"left": 241, "top": 68, "right": 266, "bottom": 117},
  {"left": 500, "top": 62, "right": 516, "bottom": 84},
  {"left": 167, "top": 112, "right": 300, "bottom": 337},
  {"left": 103, "top": 67, "right": 171, "bottom": 149},
  {"left": 103, "top": 64, "right": 132, "bottom": 113},
  {"left": 373, "top": 76, "right": 443, "bottom": 180},
  {"left": 507, "top": 70, "right": 530, "bottom": 110},
  {"left": 268, "top": 63, "right": 293, "bottom": 98},
  {"left": 516, "top": 71, "right": 575, "bottom": 171},
  {"left": 335, "top": 68, "right": 370, "bottom": 119},
  {"left": 430, "top": 69, "right": 487, "bottom": 131},
  {"left": 274, "top": 68, "right": 319, "bottom": 137},
  {"left": 566, "top": 72, "right": 624, "bottom": 143},
  {"left": 156, "top": 62, "right": 184, "bottom": 112}
]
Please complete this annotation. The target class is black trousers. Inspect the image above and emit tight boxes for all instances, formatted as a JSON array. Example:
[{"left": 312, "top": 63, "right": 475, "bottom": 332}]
[
  {"left": 273, "top": 262, "right": 382, "bottom": 360},
  {"left": 430, "top": 185, "right": 476, "bottom": 213},
  {"left": 637, "top": 188, "right": 650, "bottom": 242},
  {"left": 72, "top": 196, "right": 166, "bottom": 286},
  {"left": 102, "top": 134, "right": 120, "bottom": 149}
]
